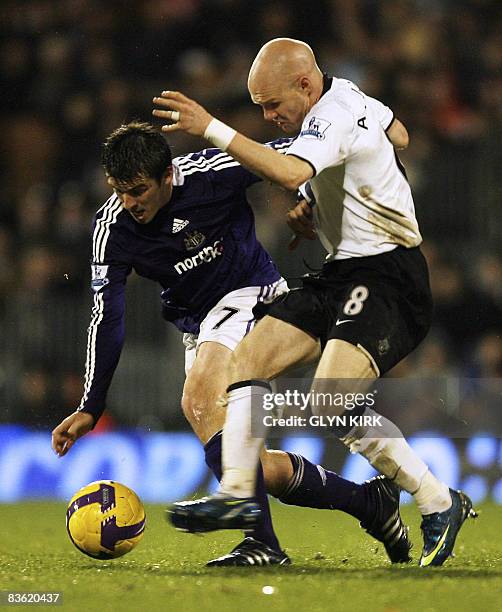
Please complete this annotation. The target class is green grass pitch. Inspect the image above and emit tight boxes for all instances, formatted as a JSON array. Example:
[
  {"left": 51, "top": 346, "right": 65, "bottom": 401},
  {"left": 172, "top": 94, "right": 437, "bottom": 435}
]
[{"left": 0, "top": 501, "right": 500, "bottom": 611}]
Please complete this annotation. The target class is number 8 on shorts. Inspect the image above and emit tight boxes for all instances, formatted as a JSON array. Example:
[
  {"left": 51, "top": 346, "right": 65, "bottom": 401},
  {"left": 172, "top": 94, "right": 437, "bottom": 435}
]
[{"left": 343, "top": 285, "right": 369, "bottom": 316}]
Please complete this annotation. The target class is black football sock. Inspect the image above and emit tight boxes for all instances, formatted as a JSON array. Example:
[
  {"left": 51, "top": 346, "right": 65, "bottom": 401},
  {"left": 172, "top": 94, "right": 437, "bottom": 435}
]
[
  {"left": 279, "top": 452, "right": 373, "bottom": 524},
  {"left": 204, "top": 431, "right": 281, "bottom": 552}
]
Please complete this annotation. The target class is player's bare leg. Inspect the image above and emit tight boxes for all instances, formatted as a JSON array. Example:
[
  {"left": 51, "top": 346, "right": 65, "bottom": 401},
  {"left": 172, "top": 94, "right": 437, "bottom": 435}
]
[
  {"left": 182, "top": 321, "right": 320, "bottom": 499},
  {"left": 180, "top": 339, "right": 297, "bottom": 563},
  {"left": 181, "top": 341, "right": 230, "bottom": 444}
]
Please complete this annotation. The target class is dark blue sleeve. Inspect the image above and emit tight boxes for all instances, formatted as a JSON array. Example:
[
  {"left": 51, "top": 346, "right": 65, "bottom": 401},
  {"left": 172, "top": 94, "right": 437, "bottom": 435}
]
[
  {"left": 177, "top": 137, "right": 293, "bottom": 190},
  {"left": 77, "top": 205, "right": 132, "bottom": 423},
  {"left": 77, "top": 261, "right": 131, "bottom": 423}
]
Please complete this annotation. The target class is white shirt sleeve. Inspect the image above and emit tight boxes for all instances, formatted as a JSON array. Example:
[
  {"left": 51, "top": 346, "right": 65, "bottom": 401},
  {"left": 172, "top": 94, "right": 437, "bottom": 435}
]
[
  {"left": 286, "top": 104, "right": 354, "bottom": 175},
  {"left": 366, "top": 95, "right": 394, "bottom": 131}
]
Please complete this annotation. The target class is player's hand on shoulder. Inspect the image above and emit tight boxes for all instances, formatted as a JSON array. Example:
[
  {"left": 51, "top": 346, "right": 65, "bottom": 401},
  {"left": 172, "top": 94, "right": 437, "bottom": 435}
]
[
  {"left": 51, "top": 410, "right": 94, "bottom": 457},
  {"left": 287, "top": 199, "right": 316, "bottom": 250},
  {"left": 152, "top": 90, "right": 213, "bottom": 136}
]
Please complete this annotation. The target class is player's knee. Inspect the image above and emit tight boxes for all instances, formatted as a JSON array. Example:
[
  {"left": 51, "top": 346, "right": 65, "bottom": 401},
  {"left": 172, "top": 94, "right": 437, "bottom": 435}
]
[
  {"left": 180, "top": 390, "right": 203, "bottom": 428},
  {"left": 181, "top": 373, "right": 227, "bottom": 435},
  {"left": 181, "top": 378, "right": 213, "bottom": 428}
]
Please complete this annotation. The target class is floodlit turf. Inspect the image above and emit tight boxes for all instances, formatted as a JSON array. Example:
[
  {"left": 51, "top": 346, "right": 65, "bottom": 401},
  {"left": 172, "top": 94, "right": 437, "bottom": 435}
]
[{"left": 0, "top": 501, "right": 500, "bottom": 612}]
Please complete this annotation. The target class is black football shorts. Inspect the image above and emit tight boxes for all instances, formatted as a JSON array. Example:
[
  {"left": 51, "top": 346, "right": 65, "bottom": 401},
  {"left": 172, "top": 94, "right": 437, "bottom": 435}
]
[{"left": 266, "top": 246, "right": 433, "bottom": 375}]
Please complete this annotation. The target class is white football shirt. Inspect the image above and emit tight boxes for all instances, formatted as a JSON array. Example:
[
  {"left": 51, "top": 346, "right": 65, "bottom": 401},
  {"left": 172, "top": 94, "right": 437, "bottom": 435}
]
[{"left": 287, "top": 78, "right": 422, "bottom": 260}]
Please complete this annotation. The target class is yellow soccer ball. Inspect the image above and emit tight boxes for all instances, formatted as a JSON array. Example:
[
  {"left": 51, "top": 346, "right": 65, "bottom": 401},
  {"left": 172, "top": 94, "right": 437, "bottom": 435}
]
[{"left": 66, "top": 480, "right": 146, "bottom": 559}]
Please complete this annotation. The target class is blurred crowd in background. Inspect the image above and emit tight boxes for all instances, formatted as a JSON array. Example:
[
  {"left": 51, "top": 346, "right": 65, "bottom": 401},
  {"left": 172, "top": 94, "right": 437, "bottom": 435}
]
[{"left": 1, "top": 0, "right": 502, "bottom": 430}]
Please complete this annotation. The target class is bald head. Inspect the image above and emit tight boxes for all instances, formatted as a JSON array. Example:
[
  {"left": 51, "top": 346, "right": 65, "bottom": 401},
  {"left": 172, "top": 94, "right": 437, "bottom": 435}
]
[
  {"left": 248, "top": 38, "right": 322, "bottom": 98},
  {"left": 247, "top": 38, "right": 324, "bottom": 134}
]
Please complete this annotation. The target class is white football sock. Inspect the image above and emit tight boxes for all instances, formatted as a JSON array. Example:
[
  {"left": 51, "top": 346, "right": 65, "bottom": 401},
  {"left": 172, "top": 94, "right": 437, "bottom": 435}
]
[
  {"left": 412, "top": 470, "right": 452, "bottom": 515},
  {"left": 220, "top": 381, "right": 270, "bottom": 498},
  {"left": 341, "top": 408, "right": 452, "bottom": 514}
]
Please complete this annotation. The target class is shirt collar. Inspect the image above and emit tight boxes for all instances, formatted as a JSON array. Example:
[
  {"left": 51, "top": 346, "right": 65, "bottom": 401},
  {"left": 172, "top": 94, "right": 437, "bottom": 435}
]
[
  {"left": 172, "top": 160, "right": 185, "bottom": 187},
  {"left": 321, "top": 73, "right": 333, "bottom": 98}
]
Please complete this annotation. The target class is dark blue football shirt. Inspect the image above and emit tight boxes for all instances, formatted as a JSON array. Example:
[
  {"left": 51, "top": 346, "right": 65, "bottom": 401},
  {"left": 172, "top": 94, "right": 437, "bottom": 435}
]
[{"left": 78, "top": 140, "right": 290, "bottom": 419}]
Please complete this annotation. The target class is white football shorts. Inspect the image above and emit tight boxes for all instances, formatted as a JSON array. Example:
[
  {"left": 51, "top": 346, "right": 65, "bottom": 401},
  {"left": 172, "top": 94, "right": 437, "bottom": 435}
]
[{"left": 183, "top": 279, "right": 289, "bottom": 374}]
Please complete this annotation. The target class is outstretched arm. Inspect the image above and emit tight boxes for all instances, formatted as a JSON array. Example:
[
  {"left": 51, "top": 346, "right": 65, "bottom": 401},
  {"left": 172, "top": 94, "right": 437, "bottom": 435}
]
[
  {"left": 152, "top": 91, "right": 313, "bottom": 191},
  {"left": 51, "top": 267, "right": 128, "bottom": 456},
  {"left": 52, "top": 202, "right": 132, "bottom": 456}
]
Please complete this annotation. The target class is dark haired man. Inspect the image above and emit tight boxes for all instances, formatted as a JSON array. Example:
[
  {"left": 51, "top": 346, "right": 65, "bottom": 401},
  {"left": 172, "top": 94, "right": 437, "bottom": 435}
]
[{"left": 52, "top": 121, "right": 412, "bottom": 567}]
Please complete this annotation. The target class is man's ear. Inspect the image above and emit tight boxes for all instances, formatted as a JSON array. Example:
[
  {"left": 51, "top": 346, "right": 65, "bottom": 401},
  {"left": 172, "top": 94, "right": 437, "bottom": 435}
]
[
  {"left": 162, "top": 166, "right": 173, "bottom": 184},
  {"left": 299, "top": 76, "right": 312, "bottom": 93}
]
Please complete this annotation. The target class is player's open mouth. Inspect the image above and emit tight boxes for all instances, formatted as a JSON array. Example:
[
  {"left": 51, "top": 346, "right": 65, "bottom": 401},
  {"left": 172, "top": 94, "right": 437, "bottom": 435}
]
[
  {"left": 131, "top": 210, "right": 145, "bottom": 220},
  {"left": 276, "top": 121, "right": 289, "bottom": 130}
]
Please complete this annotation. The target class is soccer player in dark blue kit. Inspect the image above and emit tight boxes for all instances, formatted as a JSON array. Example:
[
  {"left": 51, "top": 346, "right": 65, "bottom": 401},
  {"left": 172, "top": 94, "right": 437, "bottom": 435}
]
[{"left": 52, "top": 121, "right": 412, "bottom": 567}]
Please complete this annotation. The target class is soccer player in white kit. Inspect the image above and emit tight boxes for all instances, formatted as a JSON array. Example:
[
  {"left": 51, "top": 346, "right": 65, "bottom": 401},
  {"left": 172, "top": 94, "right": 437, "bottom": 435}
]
[{"left": 153, "top": 38, "right": 477, "bottom": 567}]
